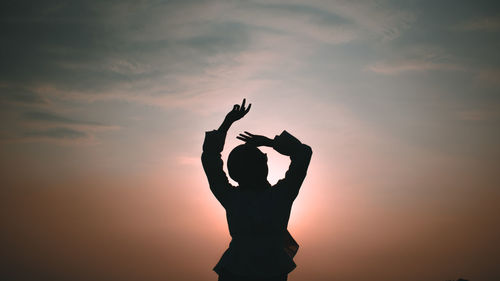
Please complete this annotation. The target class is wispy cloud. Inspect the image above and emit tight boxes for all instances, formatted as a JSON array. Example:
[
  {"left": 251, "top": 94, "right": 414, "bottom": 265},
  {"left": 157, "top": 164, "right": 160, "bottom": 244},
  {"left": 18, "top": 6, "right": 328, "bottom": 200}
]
[
  {"left": 1, "top": 110, "right": 120, "bottom": 145},
  {"left": 367, "top": 46, "right": 465, "bottom": 75},
  {"left": 326, "top": 0, "right": 415, "bottom": 40},
  {"left": 22, "top": 110, "right": 120, "bottom": 130},
  {"left": 456, "top": 109, "right": 498, "bottom": 121},
  {"left": 455, "top": 16, "right": 500, "bottom": 32},
  {"left": 0, "top": 84, "right": 48, "bottom": 105},
  {"left": 367, "top": 60, "right": 464, "bottom": 75},
  {"left": 227, "top": 2, "right": 359, "bottom": 45},
  {"left": 0, "top": 127, "right": 96, "bottom": 146},
  {"left": 2, "top": 0, "right": 498, "bottom": 153},
  {"left": 0, "top": 0, "right": 416, "bottom": 110},
  {"left": 23, "top": 127, "right": 88, "bottom": 139},
  {"left": 24, "top": 111, "right": 102, "bottom": 126},
  {"left": 265, "top": 0, "right": 415, "bottom": 40},
  {"left": 475, "top": 68, "right": 500, "bottom": 86}
]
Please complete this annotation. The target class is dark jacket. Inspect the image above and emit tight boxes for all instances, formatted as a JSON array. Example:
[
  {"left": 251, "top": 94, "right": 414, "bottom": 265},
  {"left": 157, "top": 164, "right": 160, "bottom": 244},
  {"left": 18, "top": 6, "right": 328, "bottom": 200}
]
[{"left": 202, "top": 130, "right": 312, "bottom": 278}]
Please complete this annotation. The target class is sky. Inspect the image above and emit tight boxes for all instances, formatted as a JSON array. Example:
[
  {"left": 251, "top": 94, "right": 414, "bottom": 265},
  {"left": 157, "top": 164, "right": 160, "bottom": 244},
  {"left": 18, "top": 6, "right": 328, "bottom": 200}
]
[{"left": 1, "top": 0, "right": 500, "bottom": 280}]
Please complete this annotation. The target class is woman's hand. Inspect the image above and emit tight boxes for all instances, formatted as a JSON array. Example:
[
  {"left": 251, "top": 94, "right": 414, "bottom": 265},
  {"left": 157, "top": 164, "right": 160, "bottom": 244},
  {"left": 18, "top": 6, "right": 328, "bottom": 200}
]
[
  {"left": 237, "top": 131, "right": 273, "bottom": 147},
  {"left": 218, "top": 99, "right": 251, "bottom": 133},
  {"left": 225, "top": 98, "right": 251, "bottom": 123}
]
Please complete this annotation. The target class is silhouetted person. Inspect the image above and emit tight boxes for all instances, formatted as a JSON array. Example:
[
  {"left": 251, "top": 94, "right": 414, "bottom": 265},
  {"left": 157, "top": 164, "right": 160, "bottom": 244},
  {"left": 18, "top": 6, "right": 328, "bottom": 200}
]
[{"left": 202, "top": 99, "right": 312, "bottom": 281}]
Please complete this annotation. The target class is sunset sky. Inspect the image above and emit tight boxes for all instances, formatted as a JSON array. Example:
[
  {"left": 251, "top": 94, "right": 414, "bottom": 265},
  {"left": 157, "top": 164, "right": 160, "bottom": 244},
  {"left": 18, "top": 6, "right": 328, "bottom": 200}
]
[{"left": 1, "top": 1, "right": 500, "bottom": 280}]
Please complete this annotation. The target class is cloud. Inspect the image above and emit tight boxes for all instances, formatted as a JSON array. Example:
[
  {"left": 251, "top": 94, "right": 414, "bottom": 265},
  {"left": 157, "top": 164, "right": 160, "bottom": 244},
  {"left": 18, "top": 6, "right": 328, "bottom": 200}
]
[
  {"left": 0, "top": 109, "right": 120, "bottom": 145},
  {"left": 21, "top": 110, "right": 120, "bottom": 131},
  {"left": 226, "top": 1, "right": 359, "bottom": 45},
  {"left": 251, "top": 0, "right": 415, "bottom": 40},
  {"left": 16, "top": 110, "right": 120, "bottom": 145},
  {"left": 367, "top": 46, "right": 465, "bottom": 75},
  {"left": 23, "top": 127, "right": 88, "bottom": 139},
  {"left": 328, "top": 0, "right": 415, "bottom": 40},
  {"left": 0, "top": 84, "right": 47, "bottom": 105},
  {"left": 455, "top": 16, "right": 500, "bottom": 32},
  {"left": 0, "top": 127, "right": 97, "bottom": 145},
  {"left": 24, "top": 111, "right": 103, "bottom": 126},
  {"left": 475, "top": 68, "right": 500, "bottom": 86},
  {"left": 457, "top": 110, "right": 497, "bottom": 121},
  {"left": 0, "top": 0, "right": 261, "bottom": 116},
  {"left": 367, "top": 60, "right": 464, "bottom": 75},
  {"left": 0, "top": 0, "right": 417, "bottom": 108}
]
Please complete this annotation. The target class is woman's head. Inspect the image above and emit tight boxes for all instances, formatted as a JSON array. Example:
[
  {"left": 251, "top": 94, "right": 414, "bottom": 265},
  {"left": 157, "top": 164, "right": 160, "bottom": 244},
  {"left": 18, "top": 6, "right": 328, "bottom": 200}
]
[{"left": 227, "top": 144, "right": 268, "bottom": 185}]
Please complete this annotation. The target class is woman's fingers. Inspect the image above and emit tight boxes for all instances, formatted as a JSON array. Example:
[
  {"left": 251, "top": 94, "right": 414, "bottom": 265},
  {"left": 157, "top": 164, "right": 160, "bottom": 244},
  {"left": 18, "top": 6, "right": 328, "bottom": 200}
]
[
  {"left": 237, "top": 132, "right": 254, "bottom": 142},
  {"left": 241, "top": 98, "right": 246, "bottom": 109},
  {"left": 237, "top": 131, "right": 261, "bottom": 144},
  {"left": 245, "top": 103, "right": 251, "bottom": 113},
  {"left": 237, "top": 136, "right": 252, "bottom": 142}
]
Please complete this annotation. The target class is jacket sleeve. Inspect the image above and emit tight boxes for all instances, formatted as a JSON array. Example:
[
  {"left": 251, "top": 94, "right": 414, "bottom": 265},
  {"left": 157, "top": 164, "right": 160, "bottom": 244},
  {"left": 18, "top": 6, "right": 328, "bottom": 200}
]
[
  {"left": 273, "top": 130, "right": 312, "bottom": 201},
  {"left": 201, "top": 130, "right": 234, "bottom": 206}
]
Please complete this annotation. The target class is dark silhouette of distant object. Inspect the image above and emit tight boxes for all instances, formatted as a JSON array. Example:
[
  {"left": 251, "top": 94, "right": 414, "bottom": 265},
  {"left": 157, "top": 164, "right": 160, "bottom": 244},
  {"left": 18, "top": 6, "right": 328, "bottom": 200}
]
[
  {"left": 447, "top": 279, "right": 469, "bottom": 281},
  {"left": 202, "top": 99, "right": 312, "bottom": 281}
]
